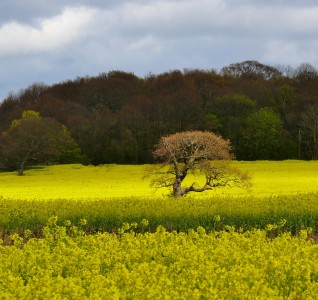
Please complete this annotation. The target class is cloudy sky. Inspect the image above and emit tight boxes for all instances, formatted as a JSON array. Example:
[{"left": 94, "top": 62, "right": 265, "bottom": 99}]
[{"left": 0, "top": 0, "right": 317, "bottom": 100}]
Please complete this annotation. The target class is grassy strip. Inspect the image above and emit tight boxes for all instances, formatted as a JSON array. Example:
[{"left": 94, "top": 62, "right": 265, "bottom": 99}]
[{"left": 1, "top": 193, "right": 318, "bottom": 237}]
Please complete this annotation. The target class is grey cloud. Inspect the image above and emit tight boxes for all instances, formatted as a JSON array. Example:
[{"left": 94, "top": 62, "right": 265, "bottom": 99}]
[
  {"left": 0, "top": 0, "right": 125, "bottom": 26},
  {"left": 0, "top": 6, "right": 97, "bottom": 56},
  {"left": 0, "top": 0, "right": 318, "bottom": 100}
]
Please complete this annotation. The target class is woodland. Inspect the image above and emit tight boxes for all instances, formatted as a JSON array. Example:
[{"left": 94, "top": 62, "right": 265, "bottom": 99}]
[{"left": 0, "top": 60, "right": 318, "bottom": 166}]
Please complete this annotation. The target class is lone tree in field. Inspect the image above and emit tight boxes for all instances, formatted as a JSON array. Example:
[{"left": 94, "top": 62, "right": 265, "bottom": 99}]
[
  {"left": 0, "top": 110, "right": 84, "bottom": 175},
  {"left": 150, "top": 131, "right": 250, "bottom": 198}
]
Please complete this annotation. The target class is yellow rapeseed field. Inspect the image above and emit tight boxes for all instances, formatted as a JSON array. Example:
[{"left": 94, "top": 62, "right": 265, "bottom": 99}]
[
  {"left": 0, "top": 164, "right": 154, "bottom": 200},
  {"left": 1, "top": 218, "right": 318, "bottom": 299},
  {"left": 0, "top": 160, "right": 318, "bottom": 199},
  {"left": 1, "top": 161, "right": 318, "bottom": 298}
]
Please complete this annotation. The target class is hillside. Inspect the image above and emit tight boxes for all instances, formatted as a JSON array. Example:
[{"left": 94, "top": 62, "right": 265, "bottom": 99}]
[{"left": 1, "top": 60, "right": 318, "bottom": 165}]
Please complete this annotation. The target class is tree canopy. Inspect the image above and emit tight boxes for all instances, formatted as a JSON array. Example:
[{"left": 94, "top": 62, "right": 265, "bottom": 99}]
[
  {"left": 1, "top": 60, "right": 318, "bottom": 164},
  {"left": 240, "top": 108, "right": 285, "bottom": 160},
  {"left": 1, "top": 110, "right": 85, "bottom": 175},
  {"left": 150, "top": 131, "right": 250, "bottom": 198}
]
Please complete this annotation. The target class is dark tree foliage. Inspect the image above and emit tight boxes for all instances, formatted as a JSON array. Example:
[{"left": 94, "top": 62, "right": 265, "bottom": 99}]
[
  {"left": 300, "top": 104, "right": 318, "bottom": 160},
  {"left": 0, "top": 61, "right": 317, "bottom": 164},
  {"left": 220, "top": 60, "right": 282, "bottom": 80},
  {"left": 0, "top": 111, "right": 86, "bottom": 175},
  {"left": 239, "top": 108, "right": 285, "bottom": 160}
]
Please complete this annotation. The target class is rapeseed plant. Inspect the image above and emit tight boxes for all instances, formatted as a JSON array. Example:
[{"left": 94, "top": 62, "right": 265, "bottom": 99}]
[{"left": 1, "top": 219, "right": 318, "bottom": 299}]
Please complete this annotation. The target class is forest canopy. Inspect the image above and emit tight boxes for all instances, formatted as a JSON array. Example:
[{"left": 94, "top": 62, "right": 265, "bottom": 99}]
[{"left": 0, "top": 60, "right": 318, "bottom": 166}]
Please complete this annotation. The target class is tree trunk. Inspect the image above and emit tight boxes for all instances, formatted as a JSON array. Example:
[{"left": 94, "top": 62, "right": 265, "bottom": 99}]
[
  {"left": 173, "top": 176, "right": 213, "bottom": 198},
  {"left": 18, "top": 155, "right": 29, "bottom": 176},
  {"left": 18, "top": 166, "right": 24, "bottom": 176},
  {"left": 173, "top": 178, "right": 183, "bottom": 198}
]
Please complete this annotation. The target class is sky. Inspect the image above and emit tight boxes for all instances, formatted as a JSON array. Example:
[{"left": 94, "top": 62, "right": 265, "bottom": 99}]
[{"left": 0, "top": 0, "right": 318, "bottom": 101}]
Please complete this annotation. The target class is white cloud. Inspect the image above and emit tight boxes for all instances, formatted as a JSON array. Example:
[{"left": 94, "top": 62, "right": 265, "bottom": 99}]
[
  {"left": 0, "top": 6, "right": 97, "bottom": 55},
  {"left": 264, "top": 40, "right": 318, "bottom": 66},
  {"left": 93, "top": 0, "right": 318, "bottom": 44},
  {"left": 126, "top": 35, "right": 163, "bottom": 54},
  {"left": 1, "top": 0, "right": 318, "bottom": 100},
  {"left": 112, "top": 0, "right": 227, "bottom": 38}
]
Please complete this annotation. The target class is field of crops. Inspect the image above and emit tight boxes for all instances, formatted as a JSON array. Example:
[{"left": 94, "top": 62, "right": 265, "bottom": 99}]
[
  {"left": 2, "top": 217, "right": 318, "bottom": 299},
  {"left": 1, "top": 160, "right": 318, "bottom": 200},
  {"left": 1, "top": 161, "right": 318, "bottom": 298}
]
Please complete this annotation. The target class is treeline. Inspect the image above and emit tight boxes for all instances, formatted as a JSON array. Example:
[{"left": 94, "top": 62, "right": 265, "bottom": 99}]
[{"left": 1, "top": 60, "right": 318, "bottom": 165}]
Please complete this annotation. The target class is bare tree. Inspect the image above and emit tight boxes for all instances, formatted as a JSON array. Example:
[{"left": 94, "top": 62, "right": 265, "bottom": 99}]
[
  {"left": 295, "top": 63, "right": 318, "bottom": 81},
  {"left": 149, "top": 131, "right": 250, "bottom": 198},
  {"left": 275, "top": 64, "right": 296, "bottom": 78},
  {"left": 220, "top": 60, "right": 281, "bottom": 80}
]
